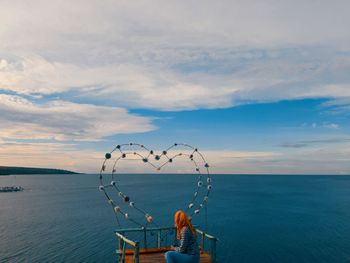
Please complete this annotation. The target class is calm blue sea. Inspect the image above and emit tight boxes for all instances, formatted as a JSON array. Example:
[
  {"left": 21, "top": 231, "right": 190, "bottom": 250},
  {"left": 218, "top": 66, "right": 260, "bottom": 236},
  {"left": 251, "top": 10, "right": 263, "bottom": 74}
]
[{"left": 1, "top": 174, "right": 350, "bottom": 263}]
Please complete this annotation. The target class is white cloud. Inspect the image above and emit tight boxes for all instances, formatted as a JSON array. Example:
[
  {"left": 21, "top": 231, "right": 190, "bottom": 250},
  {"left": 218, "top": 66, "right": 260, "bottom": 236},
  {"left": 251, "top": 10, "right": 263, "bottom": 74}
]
[
  {"left": 323, "top": 123, "right": 339, "bottom": 130},
  {"left": 0, "top": 141, "right": 282, "bottom": 174},
  {"left": 208, "top": 143, "right": 350, "bottom": 174},
  {"left": 0, "top": 55, "right": 238, "bottom": 110},
  {"left": 0, "top": 141, "right": 101, "bottom": 172},
  {"left": 1, "top": 140, "right": 349, "bottom": 174},
  {"left": 1, "top": 49, "right": 350, "bottom": 111},
  {"left": 0, "top": 94, "right": 155, "bottom": 141},
  {"left": 322, "top": 97, "right": 350, "bottom": 114},
  {"left": 1, "top": 0, "right": 349, "bottom": 52},
  {"left": 300, "top": 122, "right": 341, "bottom": 130},
  {"left": 0, "top": 1, "right": 349, "bottom": 111}
]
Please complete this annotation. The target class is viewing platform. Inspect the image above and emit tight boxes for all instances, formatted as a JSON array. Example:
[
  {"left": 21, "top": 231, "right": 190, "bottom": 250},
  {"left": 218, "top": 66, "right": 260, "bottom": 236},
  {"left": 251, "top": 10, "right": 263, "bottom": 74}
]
[{"left": 115, "top": 226, "right": 217, "bottom": 263}]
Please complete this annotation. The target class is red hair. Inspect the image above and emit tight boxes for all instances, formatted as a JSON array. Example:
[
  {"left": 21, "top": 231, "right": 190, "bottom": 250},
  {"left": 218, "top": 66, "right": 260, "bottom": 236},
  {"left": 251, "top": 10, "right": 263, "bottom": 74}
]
[{"left": 174, "top": 210, "right": 196, "bottom": 240}]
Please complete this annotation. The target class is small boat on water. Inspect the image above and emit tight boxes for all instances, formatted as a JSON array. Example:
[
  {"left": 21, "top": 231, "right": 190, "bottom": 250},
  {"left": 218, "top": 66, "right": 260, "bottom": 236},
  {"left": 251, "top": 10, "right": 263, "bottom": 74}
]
[{"left": 0, "top": 186, "right": 23, "bottom": 192}]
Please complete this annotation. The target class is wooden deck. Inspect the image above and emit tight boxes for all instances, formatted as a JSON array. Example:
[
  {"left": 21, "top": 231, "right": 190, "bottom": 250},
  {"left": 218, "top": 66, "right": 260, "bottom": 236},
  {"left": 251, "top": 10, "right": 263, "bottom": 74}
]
[{"left": 123, "top": 247, "right": 212, "bottom": 263}]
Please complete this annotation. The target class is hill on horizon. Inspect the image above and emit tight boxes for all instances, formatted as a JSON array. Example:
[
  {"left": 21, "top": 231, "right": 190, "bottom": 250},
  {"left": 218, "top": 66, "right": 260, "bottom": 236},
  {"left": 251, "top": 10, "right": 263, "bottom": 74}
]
[{"left": 0, "top": 166, "right": 79, "bottom": 175}]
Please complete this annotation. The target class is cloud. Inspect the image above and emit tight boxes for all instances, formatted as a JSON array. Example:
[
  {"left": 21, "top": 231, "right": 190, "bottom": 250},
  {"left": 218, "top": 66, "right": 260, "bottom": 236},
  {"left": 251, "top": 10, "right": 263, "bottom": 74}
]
[
  {"left": 322, "top": 97, "right": 350, "bottom": 114},
  {"left": 210, "top": 144, "right": 350, "bottom": 175},
  {"left": 0, "top": 141, "right": 282, "bottom": 174},
  {"left": 0, "top": 1, "right": 349, "bottom": 111},
  {"left": 188, "top": 147, "right": 350, "bottom": 175},
  {"left": 1, "top": 0, "right": 349, "bottom": 52},
  {"left": 280, "top": 143, "right": 308, "bottom": 148},
  {"left": 1, "top": 47, "right": 350, "bottom": 111},
  {"left": 323, "top": 123, "right": 339, "bottom": 129},
  {"left": 0, "top": 94, "right": 156, "bottom": 141},
  {"left": 0, "top": 141, "right": 101, "bottom": 172},
  {"left": 300, "top": 122, "right": 340, "bottom": 130},
  {"left": 1, "top": 140, "right": 349, "bottom": 174},
  {"left": 280, "top": 136, "right": 350, "bottom": 148},
  {"left": 0, "top": 55, "right": 238, "bottom": 111},
  {"left": 301, "top": 137, "right": 350, "bottom": 145}
]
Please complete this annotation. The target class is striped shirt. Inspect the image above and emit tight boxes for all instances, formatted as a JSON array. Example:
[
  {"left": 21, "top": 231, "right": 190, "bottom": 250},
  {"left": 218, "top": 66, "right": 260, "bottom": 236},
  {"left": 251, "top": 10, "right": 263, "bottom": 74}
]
[{"left": 175, "top": 227, "right": 200, "bottom": 255}]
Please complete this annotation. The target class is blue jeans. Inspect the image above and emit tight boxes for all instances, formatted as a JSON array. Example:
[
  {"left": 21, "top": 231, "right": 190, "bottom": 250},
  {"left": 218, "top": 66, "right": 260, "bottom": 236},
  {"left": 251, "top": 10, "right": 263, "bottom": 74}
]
[{"left": 165, "top": 251, "right": 200, "bottom": 263}]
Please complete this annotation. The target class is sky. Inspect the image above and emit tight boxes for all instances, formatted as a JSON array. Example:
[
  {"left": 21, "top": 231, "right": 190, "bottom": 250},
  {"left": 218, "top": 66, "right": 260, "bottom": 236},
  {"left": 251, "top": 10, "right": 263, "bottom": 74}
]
[{"left": 0, "top": 0, "right": 350, "bottom": 174}]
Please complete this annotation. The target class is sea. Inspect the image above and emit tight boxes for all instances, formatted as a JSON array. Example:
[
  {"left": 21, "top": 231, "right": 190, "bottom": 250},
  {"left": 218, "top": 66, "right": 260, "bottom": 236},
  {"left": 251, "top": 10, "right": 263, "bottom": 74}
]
[{"left": 1, "top": 173, "right": 350, "bottom": 263}]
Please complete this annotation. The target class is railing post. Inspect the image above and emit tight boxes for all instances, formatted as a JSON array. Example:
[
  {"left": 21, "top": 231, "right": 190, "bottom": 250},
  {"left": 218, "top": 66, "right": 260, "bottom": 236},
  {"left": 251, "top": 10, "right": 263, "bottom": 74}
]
[
  {"left": 201, "top": 232, "right": 205, "bottom": 251},
  {"left": 134, "top": 241, "right": 140, "bottom": 263},
  {"left": 117, "top": 233, "right": 124, "bottom": 263},
  {"left": 122, "top": 241, "right": 126, "bottom": 263},
  {"left": 143, "top": 228, "right": 147, "bottom": 249},
  {"left": 157, "top": 229, "right": 161, "bottom": 248},
  {"left": 117, "top": 236, "right": 123, "bottom": 263},
  {"left": 210, "top": 238, "right": 217, "bottom": 263}
]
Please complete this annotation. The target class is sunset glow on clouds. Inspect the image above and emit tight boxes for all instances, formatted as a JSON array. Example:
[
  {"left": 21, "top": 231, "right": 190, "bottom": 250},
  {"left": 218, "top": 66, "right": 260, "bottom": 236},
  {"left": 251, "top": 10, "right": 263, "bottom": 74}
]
[{"left": 1, "top": 0, "right": 350, "bottom": 174}]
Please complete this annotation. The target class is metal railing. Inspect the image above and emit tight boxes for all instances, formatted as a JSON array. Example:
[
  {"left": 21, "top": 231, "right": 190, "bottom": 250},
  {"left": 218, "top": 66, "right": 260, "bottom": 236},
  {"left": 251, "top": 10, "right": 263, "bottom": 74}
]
[
  {"left": 196, "top": 228, "right": 217, "bottom": 263},
  {"left": 115, "top": 226, "right": 217, "bottom": 263}
]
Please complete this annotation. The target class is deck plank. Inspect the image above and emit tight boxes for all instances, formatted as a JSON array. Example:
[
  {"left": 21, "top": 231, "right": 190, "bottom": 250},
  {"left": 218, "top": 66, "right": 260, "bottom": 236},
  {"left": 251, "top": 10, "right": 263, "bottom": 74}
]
[{"left": 123, "top": 248, "right": 211, "bottom": 263}]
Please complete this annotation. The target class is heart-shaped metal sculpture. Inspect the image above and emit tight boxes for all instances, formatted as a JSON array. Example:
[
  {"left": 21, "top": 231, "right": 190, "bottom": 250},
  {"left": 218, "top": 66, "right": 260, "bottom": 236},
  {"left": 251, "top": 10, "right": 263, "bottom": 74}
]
[{"left": 99, "top": 143, "right": 212, "bottom": 228}]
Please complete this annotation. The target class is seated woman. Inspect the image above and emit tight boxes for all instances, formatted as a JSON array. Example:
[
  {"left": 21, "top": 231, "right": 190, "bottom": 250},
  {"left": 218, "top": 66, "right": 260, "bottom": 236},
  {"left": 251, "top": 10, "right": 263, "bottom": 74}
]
[{"left": 165, "top": 210, "right": 200, "bottom": 263}]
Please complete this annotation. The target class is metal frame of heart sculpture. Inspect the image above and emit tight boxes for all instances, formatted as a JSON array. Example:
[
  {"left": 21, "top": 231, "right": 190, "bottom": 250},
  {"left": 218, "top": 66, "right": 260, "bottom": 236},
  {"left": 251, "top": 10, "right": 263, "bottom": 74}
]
[{"left": 99, "top": 143, "right": 212, "bottom": 228}]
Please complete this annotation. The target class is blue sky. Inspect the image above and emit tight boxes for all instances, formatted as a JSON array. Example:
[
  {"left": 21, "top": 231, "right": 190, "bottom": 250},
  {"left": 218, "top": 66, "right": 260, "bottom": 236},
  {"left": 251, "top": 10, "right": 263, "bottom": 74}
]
[{"left": 0, "top": 1, "right": 349, "bottom": 174}]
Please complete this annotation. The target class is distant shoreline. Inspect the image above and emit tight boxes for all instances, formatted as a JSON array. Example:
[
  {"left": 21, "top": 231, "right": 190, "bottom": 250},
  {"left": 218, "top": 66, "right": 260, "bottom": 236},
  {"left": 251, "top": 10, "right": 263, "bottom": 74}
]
[{"left": 0, "top": 166, "right": 79, "bottom": 175}]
